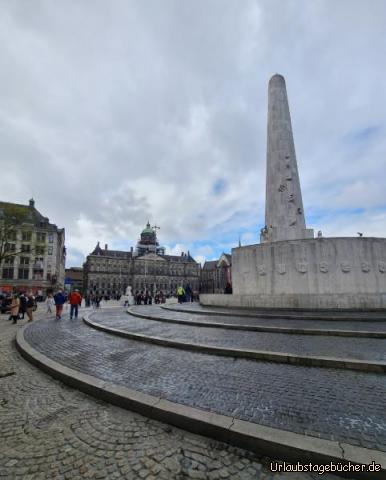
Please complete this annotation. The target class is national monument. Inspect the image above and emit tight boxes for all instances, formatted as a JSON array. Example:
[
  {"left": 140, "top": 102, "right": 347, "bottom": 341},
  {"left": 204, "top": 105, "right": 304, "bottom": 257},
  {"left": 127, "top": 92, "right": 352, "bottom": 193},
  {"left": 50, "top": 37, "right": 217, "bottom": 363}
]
[{"left": 201, "top": 74, "right": 386, "bottom": 309}]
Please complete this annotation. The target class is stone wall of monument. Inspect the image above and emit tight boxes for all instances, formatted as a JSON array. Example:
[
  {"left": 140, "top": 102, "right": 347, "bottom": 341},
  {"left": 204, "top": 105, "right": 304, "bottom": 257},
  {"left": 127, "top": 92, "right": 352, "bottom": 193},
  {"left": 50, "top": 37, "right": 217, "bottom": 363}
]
[
  {"left": 200, "top": 292, "right": 386, "bottom": 309},
  {"left": 201, "top": 237, "right": 386, "bottom": 309}
]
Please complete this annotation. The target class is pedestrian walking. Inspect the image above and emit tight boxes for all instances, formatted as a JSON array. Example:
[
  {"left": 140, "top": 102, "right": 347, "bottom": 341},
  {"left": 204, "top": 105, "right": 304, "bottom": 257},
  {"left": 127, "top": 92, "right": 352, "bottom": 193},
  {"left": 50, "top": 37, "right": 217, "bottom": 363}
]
[
  {"left": 10, "top": 294, "right": 20, "bottom": 324},
  {"left": 69, "top": 289, "right": 82, "bottom": 319},
  {"left": 26, "top": 293, "right": 36, "bottom": 322},
  {"left": 184, "top": 284, "right": 192, "bottom": 302},
  {"left": 177, "top": 285, "right": 185, "bottom": 304},
  {"left": 54, "top": 290, "right": 66, "bottom": 320},
  {"left": 45, "top": 293, "right": 55, "bottom": 314},
  {"left": 19, "top": 293, "right": 27, "bottom": 319},
  {"left": 95, "top": 296, "right": 101, "bottom": 308}
]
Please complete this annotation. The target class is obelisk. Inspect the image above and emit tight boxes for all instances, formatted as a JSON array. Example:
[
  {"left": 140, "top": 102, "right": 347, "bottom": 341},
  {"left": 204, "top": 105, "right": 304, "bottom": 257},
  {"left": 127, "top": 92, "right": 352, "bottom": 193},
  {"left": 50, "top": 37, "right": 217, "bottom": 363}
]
[{"left": 262, "top": 74, "right": 313, "bottom": 243}]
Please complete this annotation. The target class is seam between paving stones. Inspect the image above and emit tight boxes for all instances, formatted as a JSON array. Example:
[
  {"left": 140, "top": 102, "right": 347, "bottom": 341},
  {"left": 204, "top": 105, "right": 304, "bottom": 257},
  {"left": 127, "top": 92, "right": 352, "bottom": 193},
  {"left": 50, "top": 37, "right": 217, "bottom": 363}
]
[
  {"left": 14, "top": 320, "right": 386, "bottom": 479},
  {"left": 128, "top": 307, "right": 386, "bottom": 338},
  {"left": 83, "top": 312, "right": 386, "bottom": 373},
  {"left": 161, "top": 305, "right": 386, "bottom": 321}
]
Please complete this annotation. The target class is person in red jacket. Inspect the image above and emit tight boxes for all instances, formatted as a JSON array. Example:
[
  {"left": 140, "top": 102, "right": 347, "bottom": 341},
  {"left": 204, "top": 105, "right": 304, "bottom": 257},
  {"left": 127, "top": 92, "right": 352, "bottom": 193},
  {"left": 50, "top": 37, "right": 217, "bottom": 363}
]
[{"left": 68, "top": 289, "right": 82, "bottom": 320}]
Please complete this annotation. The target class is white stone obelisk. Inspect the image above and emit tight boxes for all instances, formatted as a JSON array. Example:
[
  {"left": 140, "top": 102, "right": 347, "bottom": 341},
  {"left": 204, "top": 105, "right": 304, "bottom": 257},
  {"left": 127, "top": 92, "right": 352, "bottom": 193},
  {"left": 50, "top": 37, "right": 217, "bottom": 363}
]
[{"left": 261, "top": 74, "right": 313, "bottom": 243}]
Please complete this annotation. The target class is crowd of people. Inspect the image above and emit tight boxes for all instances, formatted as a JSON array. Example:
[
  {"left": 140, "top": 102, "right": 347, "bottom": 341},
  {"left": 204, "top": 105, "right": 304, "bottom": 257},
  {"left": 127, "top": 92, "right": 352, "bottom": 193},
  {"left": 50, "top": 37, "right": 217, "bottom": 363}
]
[
  {"left": 2, "top": 292, "right": 37, "bottom": 324},
  {"left": 1, "top": 283, "right": 199, "bottom": 324},
  {"left": 132, "top": 284, "right": 197, "bottom": 305}
]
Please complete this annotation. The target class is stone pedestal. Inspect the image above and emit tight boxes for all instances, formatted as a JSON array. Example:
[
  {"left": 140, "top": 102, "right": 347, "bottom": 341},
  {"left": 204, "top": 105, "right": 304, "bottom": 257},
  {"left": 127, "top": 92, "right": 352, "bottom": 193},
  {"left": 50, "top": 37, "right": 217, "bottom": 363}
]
[{"left": 203, "top": 238, "right": 386, "bottom": 310}]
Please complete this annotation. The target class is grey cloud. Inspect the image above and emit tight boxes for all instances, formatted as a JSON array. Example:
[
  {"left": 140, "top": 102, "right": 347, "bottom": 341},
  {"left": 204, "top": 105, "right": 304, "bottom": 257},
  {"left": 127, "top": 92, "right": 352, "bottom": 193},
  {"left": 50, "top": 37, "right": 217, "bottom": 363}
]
[{"left": 0, "top": 0, "right": 385, "bottom": 265}]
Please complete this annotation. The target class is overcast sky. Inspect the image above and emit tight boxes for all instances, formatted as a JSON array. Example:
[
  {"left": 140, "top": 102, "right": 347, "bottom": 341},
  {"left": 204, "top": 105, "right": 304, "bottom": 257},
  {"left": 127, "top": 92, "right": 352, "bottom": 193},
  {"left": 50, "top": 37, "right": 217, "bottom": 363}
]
[{"left": 1, "top": 0, "right": 385, "bottom": 267}]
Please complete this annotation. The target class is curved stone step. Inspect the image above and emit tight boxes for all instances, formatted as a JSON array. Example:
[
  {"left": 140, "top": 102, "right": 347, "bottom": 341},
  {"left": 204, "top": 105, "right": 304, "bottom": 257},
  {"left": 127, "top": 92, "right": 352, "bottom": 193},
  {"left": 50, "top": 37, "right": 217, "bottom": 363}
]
[
  {"left": 15, "top": 320, "right": 386, "bottom": 478},
  {"left": 163, "top": 304, "right": 386, "bottom": 321},
  {"left": 129, "top": 306, "right": 386, "bottom": 338},
  {"left": 84, "top": 312, "right": 386, "bottom": 373}
]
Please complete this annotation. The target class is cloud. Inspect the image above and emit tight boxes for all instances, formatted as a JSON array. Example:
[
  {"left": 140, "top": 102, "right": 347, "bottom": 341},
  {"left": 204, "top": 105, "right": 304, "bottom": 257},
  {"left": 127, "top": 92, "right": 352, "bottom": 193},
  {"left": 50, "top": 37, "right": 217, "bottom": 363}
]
[{"left": 0, "top": 0, "right": 385, "bottom": 268}]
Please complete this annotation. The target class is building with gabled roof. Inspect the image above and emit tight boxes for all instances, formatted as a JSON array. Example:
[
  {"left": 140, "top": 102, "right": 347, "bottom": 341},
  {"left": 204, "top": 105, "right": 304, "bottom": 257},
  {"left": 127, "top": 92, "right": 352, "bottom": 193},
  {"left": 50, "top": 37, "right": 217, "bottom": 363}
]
[
  {"left": 0, "top": 198, "right": 65, "bottom": 295},
  {"left": 200, "top": 253, "right": 232, "bottom": 294}
]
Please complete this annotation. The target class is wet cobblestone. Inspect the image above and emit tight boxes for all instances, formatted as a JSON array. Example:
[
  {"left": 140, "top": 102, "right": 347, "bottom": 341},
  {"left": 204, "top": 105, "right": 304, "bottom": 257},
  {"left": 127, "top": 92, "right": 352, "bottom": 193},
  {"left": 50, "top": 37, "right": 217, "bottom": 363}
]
[
  {"left": 21, "top": 309, "right": 386, "bottom": 452},
  {"left": 91, "top": 309, "right": 386, "bottom": 361},
  {"left": 1, "top": 312, "right": 341, "bottom": 479}
]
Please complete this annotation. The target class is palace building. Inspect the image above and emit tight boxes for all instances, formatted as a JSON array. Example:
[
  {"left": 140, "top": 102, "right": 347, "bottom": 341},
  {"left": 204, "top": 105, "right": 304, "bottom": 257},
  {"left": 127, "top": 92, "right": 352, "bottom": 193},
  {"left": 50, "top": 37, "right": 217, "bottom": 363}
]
[{"left": 83, "top": 222, "right": 200, "bottom": 297}]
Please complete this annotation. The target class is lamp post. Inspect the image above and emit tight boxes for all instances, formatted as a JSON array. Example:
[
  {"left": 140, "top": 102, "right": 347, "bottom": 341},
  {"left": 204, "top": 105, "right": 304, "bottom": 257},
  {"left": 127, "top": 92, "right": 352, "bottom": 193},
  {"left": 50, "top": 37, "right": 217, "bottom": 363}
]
[{"left": 152, "top": 225, "right": 160, "bottom": 295}]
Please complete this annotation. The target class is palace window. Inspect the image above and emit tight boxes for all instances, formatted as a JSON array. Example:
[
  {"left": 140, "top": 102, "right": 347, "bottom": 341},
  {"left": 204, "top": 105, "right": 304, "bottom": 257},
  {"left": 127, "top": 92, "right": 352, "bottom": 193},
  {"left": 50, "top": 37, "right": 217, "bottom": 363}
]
[{"left": 21, "top": 244, "right": 31, "bottom": 253}]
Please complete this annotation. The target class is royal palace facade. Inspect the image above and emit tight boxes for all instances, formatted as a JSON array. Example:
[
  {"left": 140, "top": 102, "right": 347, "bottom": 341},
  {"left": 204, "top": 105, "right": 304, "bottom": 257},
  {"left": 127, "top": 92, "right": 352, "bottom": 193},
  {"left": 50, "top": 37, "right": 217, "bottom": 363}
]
[{"left": 83, "top": 223, "right": 200, "bottom": 297}]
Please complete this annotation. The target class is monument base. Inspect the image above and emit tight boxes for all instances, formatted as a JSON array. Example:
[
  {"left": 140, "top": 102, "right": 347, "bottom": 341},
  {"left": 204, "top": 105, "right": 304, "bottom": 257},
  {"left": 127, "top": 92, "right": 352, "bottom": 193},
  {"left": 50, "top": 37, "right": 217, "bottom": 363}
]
[
  {"left": 203, "top": 237, "right": 386, "bottom": 311},
  {"left": 200, "top": 293, "right": 386, "bottom": 310}
]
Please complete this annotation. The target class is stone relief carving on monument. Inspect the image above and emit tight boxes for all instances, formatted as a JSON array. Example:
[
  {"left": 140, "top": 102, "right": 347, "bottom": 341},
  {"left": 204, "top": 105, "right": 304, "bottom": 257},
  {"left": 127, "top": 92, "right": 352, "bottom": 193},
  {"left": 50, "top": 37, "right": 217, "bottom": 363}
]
[
  {"left": 361, "top": 262, "right": 371, "bottom": 273},
  {"left": 379, "top": 261, "right": 386, "bottom": 273},
  {"left": 288, "top": 193, "right": 294, "bottom": 202},
  {"left": 289, "top": 217, "right": 297, "bottom": 226},
  {"left": 278, "top": 184, "right": 287, "bottom": 192},
  {"left": 296, "top": 262, "right": 307, "bottom": 273},
  {"left": 285, "top": 174, "right": 292, "bottom": 181},
  {"left": 276, "top": 263, "right": 286, "bottom": 274},
  {"left": 319, "top": 262, "right": 329, "bottom": 273},
  {"left": 258, "top": 265, "right": 267, "bottom": 276},
  {"left": 340, "top": 262, "right": 351, "bottom": 273},
  {"left": 297, "top": 208, "right": 302, "bottom": 214}
]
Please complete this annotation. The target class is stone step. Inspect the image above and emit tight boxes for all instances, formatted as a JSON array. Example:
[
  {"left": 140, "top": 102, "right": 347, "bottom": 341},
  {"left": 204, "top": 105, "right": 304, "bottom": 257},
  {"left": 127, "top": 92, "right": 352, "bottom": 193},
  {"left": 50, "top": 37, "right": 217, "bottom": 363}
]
[
  {"left": 84, "top": 311, "right": 386, "bottom": 373},
  {"left": 129, "top": 306, "right": 386, "bottom": 338},
  {"left": 164, "top": 303, "right": 386, "bottom": 321}
]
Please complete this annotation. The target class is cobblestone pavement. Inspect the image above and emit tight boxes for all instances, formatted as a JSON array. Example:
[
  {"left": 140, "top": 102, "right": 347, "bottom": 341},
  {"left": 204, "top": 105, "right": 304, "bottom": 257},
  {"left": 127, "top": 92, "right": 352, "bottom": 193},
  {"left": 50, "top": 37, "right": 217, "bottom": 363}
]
[
  {"left": 21, "top": 310, "right": 386, "bottom": 453},
  {"left": 0, "top": 314, "right": 343, "bottom": 480},
  {"left": 90, "top": 309, "right": 386, "bottom": 361},
  {"left": 132, "top": 305, "right": 386, "bottom": 332},
  {"left": 166, "top": 303, "right": 386, "bottom": 321}
]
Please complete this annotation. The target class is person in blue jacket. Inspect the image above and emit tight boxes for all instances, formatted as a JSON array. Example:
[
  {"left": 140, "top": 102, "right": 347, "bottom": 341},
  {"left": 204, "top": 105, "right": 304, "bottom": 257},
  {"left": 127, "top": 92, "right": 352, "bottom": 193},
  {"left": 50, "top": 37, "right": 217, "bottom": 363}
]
[{"left": 54, "top": 290, "right": 66, "bottom": 320}]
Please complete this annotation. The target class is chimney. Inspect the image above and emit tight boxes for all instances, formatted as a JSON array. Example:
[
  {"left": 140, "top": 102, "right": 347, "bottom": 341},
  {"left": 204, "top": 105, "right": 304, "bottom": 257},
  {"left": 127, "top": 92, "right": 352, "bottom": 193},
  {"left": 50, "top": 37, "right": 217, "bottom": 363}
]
[
  {"left": 105, "top": 244, "right": 108, "bottom": 250},
  {"left": 29, "top": 198, "right": 35, "bottom": 208}
]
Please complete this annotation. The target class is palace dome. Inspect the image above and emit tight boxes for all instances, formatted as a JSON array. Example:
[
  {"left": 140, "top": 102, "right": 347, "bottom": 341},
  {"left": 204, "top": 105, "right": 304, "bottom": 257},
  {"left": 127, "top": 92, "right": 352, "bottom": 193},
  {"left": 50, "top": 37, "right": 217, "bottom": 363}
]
[{"left": 141, "top": 222, "right": 154, "bottom": 235}]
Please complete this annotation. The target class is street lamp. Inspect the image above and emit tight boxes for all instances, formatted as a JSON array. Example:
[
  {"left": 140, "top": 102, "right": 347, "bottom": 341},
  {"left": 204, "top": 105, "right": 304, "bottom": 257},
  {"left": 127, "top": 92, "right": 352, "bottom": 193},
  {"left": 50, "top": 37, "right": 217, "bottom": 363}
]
[{"left": 152, "top": 225, "right": 160, "bottom": 295}]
